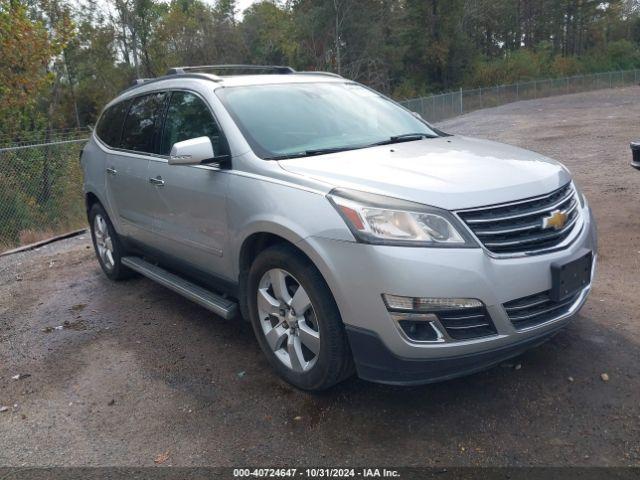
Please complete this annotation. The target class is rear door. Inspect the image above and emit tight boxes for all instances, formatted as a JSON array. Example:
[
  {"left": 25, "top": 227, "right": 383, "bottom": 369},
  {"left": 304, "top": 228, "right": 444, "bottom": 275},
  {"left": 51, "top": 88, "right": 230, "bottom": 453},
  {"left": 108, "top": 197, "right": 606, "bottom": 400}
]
[
  {"left": 95, "top": 99, "right": 128, "bottom": 226},
  {"left": 147, "top": 90, "right": 230, "bottom": 277},
  {"left": 105, "top": 92, "right": 167, "bottom": 245}
]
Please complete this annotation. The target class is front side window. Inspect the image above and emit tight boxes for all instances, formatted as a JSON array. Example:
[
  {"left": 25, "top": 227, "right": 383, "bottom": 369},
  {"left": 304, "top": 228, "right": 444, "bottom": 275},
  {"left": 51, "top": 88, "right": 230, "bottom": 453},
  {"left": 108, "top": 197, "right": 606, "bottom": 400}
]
[
  {"left": 215, "top": 82, "right": 438, "bottom": 159},
  {"left": 120, "top": 92, "right": 167, "bottom": 153},
  {"left": 160, "top": 92, "right": 225, "bottom": 156},
  {"left": 96, "top": 101, "right": 129, "bottom": 147}
]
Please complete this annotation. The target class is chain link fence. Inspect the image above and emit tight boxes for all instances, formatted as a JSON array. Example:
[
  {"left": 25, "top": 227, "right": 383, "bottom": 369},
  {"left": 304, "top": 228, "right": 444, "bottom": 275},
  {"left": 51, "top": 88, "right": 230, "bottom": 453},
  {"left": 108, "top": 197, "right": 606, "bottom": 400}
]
[
  {"left": 0, "top": 132, "right": 89, "bottom": 254},
  {"left": 400, "top": 69, "right": 640, "bottom": 123}
]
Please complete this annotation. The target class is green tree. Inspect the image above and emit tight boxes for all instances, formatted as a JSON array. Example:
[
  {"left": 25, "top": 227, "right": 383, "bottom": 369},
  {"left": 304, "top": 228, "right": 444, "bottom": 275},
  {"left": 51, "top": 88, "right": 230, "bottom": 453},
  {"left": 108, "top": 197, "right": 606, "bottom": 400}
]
[
  {"left": 0, "top": 0, "right": 56, "bottom": 137},
  {"left": 242, "top": 2, "right": 294, "bottom": 65}
]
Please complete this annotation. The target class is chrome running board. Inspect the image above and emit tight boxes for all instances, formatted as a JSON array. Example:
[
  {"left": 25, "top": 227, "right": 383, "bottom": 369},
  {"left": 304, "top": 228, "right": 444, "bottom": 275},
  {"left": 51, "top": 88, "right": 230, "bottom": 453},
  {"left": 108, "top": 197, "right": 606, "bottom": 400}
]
[{"left": 121, "top": 256, "right": 238, "bottom": 320}]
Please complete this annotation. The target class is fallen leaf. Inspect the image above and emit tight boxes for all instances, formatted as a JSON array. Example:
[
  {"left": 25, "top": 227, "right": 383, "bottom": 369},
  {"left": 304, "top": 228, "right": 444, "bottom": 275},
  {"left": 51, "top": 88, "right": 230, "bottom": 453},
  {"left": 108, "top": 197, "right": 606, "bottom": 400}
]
[
  {"left": 600, "top": 373, "right": 610, "bottom": 382},
  {"left": 154, "top": 451, "right": 170, "bottom": 464}
]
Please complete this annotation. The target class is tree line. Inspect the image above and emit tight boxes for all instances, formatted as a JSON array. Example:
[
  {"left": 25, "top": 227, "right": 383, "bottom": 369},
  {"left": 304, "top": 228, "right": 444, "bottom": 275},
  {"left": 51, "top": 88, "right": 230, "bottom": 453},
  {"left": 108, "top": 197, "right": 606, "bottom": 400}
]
[{"left": 1, "top": 0, "right": 640, "bottom": 138}]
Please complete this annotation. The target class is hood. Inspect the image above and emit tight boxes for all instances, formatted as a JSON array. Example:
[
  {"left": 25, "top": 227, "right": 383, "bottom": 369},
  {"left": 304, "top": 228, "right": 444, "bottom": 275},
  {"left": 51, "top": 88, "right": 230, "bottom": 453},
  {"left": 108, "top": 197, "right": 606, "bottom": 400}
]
[{"left": 278, "top": 136, "right": 571, "bottom": 210}]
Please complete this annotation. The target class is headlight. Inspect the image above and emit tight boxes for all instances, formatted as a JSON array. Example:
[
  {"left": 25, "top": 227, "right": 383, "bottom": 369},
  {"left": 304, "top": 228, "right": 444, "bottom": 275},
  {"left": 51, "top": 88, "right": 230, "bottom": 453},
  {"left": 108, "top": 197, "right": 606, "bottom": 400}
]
[{"left": 327, "top": 189, "right": 477, "bottom": 247}]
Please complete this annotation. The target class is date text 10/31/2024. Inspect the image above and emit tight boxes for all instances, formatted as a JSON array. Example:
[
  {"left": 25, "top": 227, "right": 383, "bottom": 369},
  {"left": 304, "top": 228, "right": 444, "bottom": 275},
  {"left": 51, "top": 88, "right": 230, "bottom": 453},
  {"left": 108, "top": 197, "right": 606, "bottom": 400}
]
[{"left": 233, "top": 468, "right": 401, "bottom": 478}]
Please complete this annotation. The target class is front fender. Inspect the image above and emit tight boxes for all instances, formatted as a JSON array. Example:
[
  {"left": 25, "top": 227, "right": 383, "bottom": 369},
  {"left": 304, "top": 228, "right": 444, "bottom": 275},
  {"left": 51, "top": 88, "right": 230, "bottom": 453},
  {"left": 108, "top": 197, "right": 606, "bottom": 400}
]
[{"left": 227, "top": 173, "right": 353, "bottom": 279}]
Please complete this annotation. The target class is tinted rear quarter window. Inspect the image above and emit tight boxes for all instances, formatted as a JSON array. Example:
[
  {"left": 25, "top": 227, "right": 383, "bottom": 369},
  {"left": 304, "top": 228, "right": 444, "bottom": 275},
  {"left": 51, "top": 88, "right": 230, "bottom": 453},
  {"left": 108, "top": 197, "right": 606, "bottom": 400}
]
[
  {"left": 120, "top": 92, "right": 167, "bottom": 153},
  {"left": 96, "top": 101, "right": 129, "bottom": 147}
]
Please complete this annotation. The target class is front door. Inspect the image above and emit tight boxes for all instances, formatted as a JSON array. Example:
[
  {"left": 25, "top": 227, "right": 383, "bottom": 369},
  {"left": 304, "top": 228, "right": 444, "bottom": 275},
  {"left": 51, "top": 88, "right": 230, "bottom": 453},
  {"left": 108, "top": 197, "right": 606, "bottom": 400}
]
[{"left": 147, "top": 91, "right": 230, "bottom": 278}]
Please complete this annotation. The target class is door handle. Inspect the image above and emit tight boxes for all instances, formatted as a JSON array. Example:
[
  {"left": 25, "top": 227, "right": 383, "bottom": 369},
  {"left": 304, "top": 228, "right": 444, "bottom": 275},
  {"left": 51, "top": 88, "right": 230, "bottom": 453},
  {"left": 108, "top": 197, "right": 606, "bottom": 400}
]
[
  {"left": 149, "top": 176, "right": 165, "bottom": 187},
  {"left": 106, "top": 167, "right": 117, "bottom": 175}
]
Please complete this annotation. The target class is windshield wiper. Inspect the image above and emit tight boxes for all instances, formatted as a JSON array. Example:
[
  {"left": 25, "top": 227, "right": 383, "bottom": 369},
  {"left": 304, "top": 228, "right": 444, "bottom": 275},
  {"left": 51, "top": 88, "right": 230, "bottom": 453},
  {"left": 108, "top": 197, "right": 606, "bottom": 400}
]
[
  {"left": 265, "top": 146, "right": 360, "bottom": 160},
  {"left": 369, "top": 133, "right": 437, "bottom": 147},
  {"left": 265, "top": 134, "right": 438, "bottom": 160},
  {"left": 304, "top": 146, "right": 358, "bottom": 156}
]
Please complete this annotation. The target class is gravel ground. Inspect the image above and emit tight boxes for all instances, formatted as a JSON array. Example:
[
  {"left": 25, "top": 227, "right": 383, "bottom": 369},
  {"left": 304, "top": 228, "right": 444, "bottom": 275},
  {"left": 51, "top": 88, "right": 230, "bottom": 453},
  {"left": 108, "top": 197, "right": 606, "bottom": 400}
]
[{"left": 1, "top": 87, "right": 639, "bottom": 467}]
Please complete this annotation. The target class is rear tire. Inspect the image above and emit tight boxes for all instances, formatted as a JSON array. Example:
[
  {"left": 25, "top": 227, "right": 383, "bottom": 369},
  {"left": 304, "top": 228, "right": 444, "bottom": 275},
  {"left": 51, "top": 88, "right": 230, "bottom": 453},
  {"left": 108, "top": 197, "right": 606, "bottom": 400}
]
[
  {"left": 247, "top": 244, "right": 354, "bottom": 391},
  {"left": 88, "top": 203, "right": 134, "bottom": 281}
]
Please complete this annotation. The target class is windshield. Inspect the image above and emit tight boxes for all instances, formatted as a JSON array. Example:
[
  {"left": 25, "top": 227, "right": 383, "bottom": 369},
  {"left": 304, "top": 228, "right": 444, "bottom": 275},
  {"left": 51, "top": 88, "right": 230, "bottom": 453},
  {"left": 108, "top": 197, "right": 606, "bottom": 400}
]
[{"left": 215, "top": 82, "right": 438, "bottom": 159}]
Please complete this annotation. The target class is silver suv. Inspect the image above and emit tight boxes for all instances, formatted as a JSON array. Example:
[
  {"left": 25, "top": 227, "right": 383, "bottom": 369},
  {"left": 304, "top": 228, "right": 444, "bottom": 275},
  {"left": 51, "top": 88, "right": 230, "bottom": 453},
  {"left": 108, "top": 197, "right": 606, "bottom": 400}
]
[{"left": 81, "top": 65, "right": 597, "bottom": 390}]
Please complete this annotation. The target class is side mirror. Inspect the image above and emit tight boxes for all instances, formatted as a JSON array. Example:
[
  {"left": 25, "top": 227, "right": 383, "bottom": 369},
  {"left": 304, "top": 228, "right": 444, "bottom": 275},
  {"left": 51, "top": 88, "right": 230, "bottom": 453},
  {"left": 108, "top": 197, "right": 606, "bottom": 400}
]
[{"left": 169, "top": 136, "right": 215, "bottom": 166}]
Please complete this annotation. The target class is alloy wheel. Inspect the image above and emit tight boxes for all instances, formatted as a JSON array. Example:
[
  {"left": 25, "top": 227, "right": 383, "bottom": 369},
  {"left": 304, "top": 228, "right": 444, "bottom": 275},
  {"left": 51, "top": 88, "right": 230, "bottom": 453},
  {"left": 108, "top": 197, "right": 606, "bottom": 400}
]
[
  {"left": 94, "top": 213, "right": 115, "bottom": 270},
  {"left": 257, "top": 268, "right": 320, "bottom": 372}
]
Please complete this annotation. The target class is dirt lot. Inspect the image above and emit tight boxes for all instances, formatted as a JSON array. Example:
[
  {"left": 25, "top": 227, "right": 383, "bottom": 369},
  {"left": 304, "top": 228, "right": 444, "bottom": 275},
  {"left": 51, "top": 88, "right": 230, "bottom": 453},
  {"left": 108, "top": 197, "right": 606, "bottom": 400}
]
[{"left": 1, "top": 87, "right": 639, "bottom": 467}]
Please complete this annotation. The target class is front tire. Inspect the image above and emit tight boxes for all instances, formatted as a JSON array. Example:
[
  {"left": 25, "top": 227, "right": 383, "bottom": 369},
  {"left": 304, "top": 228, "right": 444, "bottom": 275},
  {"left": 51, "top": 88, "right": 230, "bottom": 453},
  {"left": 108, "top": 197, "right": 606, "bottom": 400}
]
[
  {"left": 88, "top": 203, "right": 134, "bottom": 281},
  {"left": 247, "top": 244, "right": 354, "bottom": 391}
]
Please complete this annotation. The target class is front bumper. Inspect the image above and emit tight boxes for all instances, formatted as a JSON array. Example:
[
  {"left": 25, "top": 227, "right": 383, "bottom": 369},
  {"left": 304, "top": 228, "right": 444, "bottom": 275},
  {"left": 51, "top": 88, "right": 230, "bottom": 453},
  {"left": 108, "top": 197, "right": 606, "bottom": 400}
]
[
  {"left": 301, "top": 205, "right": 597, "bottom": 384},
  {"left": 345, "top": 323, "right": 565, "bottom": 385}
]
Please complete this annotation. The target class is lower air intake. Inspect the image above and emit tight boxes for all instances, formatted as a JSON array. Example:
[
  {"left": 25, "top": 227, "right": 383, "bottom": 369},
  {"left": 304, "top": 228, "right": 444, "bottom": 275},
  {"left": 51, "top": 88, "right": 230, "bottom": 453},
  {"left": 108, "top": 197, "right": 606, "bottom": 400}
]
[{"left": 503, "top": 289, "right": 583, "bottom": 330}]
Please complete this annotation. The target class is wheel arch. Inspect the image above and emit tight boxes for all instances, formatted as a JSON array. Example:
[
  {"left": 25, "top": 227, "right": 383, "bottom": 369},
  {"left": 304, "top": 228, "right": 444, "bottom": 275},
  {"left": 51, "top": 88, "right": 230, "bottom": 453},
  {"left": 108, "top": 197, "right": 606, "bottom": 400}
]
[
  {"left": 84, "top": 190, "right": 120, "bottom": 234},
  {"left": 85, "top": 191, "right": 102, "bottom": 213},
  {"left": 236, "top": 227, "right": 337, "bottom": 322}
]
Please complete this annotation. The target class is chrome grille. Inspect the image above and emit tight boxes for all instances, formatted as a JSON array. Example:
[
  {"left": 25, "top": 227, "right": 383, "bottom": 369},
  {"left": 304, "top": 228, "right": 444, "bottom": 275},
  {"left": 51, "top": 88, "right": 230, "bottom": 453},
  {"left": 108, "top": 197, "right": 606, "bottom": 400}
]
[
  {"left": 457, "top": 183, "right": 581, "bottom": 255},
  {"left": 503, "top": 289, "right": 582, "bottom": 330},
  {"left": 436, "top": 307, "right": 497, "bottom": 340}
]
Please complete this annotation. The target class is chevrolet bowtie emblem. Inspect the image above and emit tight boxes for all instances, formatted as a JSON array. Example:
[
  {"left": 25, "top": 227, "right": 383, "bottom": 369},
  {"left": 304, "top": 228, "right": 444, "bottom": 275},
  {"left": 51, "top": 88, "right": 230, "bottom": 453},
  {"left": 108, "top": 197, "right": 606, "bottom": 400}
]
[{"left": 542, "top": 210, "right": 568, "bottom": 230}]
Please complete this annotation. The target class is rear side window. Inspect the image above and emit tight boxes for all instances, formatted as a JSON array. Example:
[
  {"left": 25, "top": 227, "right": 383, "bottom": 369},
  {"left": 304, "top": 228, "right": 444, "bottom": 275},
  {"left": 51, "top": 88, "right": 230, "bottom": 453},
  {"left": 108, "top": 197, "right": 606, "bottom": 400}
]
[
  {"left": 160, "top": 92, "right": 225, "bottom": 156},
  {"left": 96, "top": 101, "right": 129, "bottom": 147},
  {"left": 120, "top": 92, "right": 167, "bottom": 153}
]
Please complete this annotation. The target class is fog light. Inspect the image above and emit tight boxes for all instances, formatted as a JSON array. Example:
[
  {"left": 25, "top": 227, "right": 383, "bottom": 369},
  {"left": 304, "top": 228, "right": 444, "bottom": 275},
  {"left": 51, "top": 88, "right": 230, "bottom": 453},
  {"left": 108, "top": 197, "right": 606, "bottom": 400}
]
[
  {"left": 383, "top": 294, "right": 482, "bottom": 312},
  {"left": 390, "top": 312, "right": 442, "bottom": 342}
]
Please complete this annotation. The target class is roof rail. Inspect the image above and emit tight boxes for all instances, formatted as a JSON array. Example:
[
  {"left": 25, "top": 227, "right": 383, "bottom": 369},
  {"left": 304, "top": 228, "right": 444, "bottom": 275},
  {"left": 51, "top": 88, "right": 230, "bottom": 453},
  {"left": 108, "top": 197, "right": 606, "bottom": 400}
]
[
  {"left": 119, "top": 72, "right": 223, "bottom": 95},
  {"left": 297, "top": 71, "right": 343, "bottom": 78},
  {"left": 166, "top": 64, "right": 296, "bottom": 76},
  {"left": 132, "top": 78, "right": 152, "bottom": 86}
]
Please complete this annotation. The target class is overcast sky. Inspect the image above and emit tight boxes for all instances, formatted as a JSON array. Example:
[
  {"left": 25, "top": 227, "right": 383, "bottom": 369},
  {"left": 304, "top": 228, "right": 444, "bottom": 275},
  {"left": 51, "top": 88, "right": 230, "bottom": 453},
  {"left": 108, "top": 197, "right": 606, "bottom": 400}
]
[
  {"left": 91, "top": 0, "right": 262, "bottom": 19},
  {"left": 236, "top": 0, "right": 260, "bottom": 15}
]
